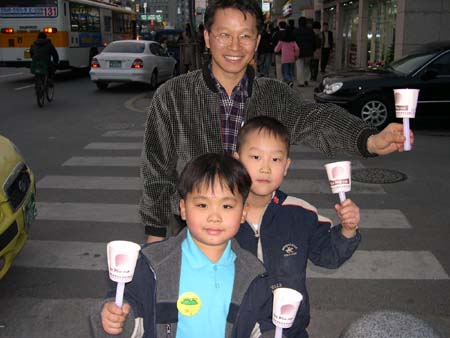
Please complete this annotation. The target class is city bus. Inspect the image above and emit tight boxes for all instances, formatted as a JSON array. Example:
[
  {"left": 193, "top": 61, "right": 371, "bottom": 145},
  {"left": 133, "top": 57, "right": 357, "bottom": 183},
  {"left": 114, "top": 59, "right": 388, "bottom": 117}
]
[{"left": 0, "top": 0, "right": 136, "bottom": 70}]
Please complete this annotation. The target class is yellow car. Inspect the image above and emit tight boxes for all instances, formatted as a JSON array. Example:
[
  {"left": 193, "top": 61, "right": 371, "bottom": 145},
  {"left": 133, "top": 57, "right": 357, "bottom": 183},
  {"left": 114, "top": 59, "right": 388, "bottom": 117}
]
[{"left": 0, "top": 135, "right": 37, "bottom": 279}]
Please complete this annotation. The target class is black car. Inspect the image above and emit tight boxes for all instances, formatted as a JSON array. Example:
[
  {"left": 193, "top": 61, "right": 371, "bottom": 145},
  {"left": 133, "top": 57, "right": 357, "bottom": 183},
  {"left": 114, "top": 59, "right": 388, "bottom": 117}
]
[{"left": 314, "top": 41, "right": 450, "bottom": 129}]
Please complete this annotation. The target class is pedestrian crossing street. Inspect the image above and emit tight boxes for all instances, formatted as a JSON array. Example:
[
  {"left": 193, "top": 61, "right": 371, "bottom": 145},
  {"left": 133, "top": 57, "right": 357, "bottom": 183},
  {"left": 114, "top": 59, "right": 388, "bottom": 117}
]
[{"left": 14, "top": 129, "right": 449, "bottom": 281}]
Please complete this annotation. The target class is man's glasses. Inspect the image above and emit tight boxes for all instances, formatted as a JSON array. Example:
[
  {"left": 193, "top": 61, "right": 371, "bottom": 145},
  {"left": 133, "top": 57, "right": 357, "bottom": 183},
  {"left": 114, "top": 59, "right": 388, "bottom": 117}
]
[{"left": 209, "top": 31, "right": 257, "bottom": 47}]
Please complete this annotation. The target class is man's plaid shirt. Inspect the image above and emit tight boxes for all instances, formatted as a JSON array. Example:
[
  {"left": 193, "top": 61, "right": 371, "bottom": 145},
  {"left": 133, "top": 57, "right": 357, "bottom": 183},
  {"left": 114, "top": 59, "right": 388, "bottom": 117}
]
[
  {"left": 212, "top": 71, "right": 248, "bottom": 154},
  {"left": 140, "top": 64, "right": 377, "bottom": 237}
]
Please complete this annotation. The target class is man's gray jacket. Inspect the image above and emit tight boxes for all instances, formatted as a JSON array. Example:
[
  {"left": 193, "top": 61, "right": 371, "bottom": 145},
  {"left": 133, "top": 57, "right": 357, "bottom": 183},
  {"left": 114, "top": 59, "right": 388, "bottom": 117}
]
[{"left": 140, "top": 64, "right": 377, "bottom": 236}]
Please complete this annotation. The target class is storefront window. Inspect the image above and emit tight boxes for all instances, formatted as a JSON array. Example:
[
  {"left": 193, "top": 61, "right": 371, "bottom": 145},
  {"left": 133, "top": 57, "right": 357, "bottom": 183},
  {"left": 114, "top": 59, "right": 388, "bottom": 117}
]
[
  {"left": 367, "top": 0, "right": 397, "bottom": 69},
  {"left": 341, "top": 0, "right": 359, "bottom": 68}
]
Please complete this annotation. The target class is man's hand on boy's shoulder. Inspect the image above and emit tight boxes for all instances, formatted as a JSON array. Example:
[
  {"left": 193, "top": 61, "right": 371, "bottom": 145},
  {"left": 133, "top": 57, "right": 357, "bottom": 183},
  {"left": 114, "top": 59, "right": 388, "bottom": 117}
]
[
  {"left": 335, "top": 199, "right": 360, "bottom": 239},
  {"left": 101, "top": 302, "right": 131, "bottom": 335}
]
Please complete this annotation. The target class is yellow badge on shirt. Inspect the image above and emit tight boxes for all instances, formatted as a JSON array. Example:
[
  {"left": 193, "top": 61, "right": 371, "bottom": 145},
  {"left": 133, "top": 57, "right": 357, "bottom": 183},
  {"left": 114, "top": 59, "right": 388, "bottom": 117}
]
[{"left": 177, "top": 291, "right": 202, "bottom": 317}]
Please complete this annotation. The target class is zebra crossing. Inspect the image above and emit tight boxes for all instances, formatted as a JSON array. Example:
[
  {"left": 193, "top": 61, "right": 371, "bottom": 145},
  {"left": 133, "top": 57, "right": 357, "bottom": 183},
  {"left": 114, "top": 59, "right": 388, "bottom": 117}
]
[
  {"left": 5, "top": 128, "right": 448, "bottom": 338},
  {"left": 16, "top": 131, "right": 448, "bottom": 281}
]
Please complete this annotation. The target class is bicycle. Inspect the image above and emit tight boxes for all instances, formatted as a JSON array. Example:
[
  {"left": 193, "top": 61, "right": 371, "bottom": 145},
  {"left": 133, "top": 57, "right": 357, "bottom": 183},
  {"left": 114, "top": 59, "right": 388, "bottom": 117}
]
[{"left": 31, "top": 60, "right": 54, "bottom": 107}]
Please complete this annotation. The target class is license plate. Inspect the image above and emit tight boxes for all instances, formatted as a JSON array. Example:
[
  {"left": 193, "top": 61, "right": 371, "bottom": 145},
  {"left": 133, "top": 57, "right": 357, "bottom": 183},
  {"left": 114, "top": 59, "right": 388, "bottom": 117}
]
[
  {"left": 23, "top": 193, "right": 37, "bottom": 231},
  {"left": 110, "top": 60, "right": 122, "bottom": 68},
  {"left": 24, "top": 49, "right": 31, "bottom": 59}
]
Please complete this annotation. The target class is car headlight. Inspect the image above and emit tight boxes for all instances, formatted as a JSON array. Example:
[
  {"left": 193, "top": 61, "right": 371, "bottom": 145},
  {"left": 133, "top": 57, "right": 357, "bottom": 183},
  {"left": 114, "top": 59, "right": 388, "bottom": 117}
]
[{"left": 324, "top": 82, "right": 343, "bottom": 95}]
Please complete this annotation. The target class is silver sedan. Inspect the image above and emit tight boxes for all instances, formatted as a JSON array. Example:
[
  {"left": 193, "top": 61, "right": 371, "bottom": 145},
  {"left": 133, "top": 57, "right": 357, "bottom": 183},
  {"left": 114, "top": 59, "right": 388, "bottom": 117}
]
[{"left": 89, "top": 40, "right": 177, "bottom": 90}]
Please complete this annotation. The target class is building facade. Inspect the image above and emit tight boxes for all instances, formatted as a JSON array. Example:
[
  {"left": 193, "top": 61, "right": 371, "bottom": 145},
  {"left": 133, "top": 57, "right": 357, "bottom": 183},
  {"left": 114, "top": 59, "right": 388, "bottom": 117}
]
[{"left": 271, "top": 0, "right": 450, "bottom": 70}]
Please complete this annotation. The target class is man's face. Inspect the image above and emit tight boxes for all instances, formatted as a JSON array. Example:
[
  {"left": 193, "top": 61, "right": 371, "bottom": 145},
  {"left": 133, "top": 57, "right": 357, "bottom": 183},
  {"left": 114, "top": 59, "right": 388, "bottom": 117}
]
[
  {"left": 180, "top": 179, "right": 247, "bottom": 255},
  {"left": 235, "top": 130, "right": 291, "bottom": 201},
  {"left": 204, "top": 8, "right": 260, "bottom": 82}
]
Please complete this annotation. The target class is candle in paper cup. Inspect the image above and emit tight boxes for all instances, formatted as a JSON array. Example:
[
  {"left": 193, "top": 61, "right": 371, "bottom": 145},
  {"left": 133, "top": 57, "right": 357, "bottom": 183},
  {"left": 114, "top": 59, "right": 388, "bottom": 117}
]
[
  {"left": 272, "top": 288, "right": 303, "bottom": 329},
  {"left": 324, "top": 161, "right": 351, "bottom": 202},
  {"left": 107, "top": 241, "right": 141, "bottom": 283},
  {"left": 394, "top": 88, "right": 419, "bottom": 151},
  {"left": 394, "top": 89, "right": 419, "bottom": 119}
]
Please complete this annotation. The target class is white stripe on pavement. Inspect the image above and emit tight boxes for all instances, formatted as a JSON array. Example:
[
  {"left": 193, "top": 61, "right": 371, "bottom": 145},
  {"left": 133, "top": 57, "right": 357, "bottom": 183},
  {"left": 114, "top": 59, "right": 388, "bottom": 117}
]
[
  {"left": 37, "top": 175, "right": 384, "bottom": 194},
  {"left": 63, "top": 156, "right": 140, "bottom": 166},
  {"left": 102, "top": 130, "right": 144, "bottom": 137},
  {"left": 281, "top": 179, "right": 385, "bottom": 194},
  {"left": 0, "top": 72, "right": 24, "bottom": 78},
  {"left": 84, "top": 142, "right": 143, "bottom": 150},
  {"left": 307, "top": 251, "right": 449, "bottom": 279},
  {"left": 320, "top": 209, "right": 412, "bottom": 229},
  {"left": 14, "top": 240, "right": 449, "bottom": 279},
  {"left": 36, "top": 202, "right": 140, "bottom": 223},
  {"left": 62, "top": 156, "right": 364, "bottom": 171},
  {"left": 36, "top": 201, "right": 403, "bottom": 229},
  {"left": 14, "top": 84, "right": 34, "bottom": 91},
  {"left": 37, "top": 176, "right": 140, "bottom": 190}
]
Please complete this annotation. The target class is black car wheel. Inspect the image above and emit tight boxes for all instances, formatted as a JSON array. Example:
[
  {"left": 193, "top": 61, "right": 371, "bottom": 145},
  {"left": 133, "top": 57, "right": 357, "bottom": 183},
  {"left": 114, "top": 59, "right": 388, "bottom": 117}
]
[
  {"left": 357, "top": 95, "right": 392, "bottom": 129},
  {"left": 150, "top": 70, "right": 158, "bottom": 90},
  {"left": 96, "top": 81, "right": 108, "bottom": 90}
]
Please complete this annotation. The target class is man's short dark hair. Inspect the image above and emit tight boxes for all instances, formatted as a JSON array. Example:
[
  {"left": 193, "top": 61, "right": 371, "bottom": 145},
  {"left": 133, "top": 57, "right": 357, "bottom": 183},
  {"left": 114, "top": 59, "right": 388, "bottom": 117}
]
[
  {"left": 237, "top": 116, "right": 290, "bottom": 154},
  {"left": 278, "top": 21, "right": 287, "bottom": 29},
  {"left": 204, "top": 0, "right": 264, "bottom": 33},
  {"left": 177, "top": 153, "right": 252, "bottom": 202},
  {"left": 37, "top": 32, "right": 47, "bottom": 39}
]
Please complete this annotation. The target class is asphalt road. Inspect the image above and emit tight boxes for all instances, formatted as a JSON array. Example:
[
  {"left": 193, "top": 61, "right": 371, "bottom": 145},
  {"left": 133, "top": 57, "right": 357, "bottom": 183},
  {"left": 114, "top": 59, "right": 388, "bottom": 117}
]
[{"left": 0, "top": 67, "right": 449, "bottom": 338}]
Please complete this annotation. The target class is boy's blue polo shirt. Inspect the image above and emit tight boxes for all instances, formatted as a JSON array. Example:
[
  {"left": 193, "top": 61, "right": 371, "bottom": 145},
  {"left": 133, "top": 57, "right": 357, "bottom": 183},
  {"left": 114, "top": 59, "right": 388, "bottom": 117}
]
[{"left": 177, "top": 230, "right": 236, "bottom": 338}]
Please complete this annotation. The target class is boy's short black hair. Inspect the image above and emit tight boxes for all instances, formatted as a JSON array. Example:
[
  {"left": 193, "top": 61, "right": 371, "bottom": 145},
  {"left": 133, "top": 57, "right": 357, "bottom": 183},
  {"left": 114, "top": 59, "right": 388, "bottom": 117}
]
[
  {"left": 177, "top": 153, "right": 252, "bottom": 202},
  {"left": 237, "top": 116, "right": 290, "bottom": 154},
  {"left": 204, "top": 0, "right": 264, "bottom": 33}
]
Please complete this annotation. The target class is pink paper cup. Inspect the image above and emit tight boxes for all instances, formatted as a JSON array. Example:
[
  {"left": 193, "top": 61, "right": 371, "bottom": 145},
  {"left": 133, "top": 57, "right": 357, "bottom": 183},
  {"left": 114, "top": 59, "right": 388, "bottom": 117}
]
[
  {"left": 324, "top": 161, "right": 351, "bottom": 194},
  {"left": 107, "top": 241, "right": 141, "bottom": 283},
  {"left": 394, "top": 89, "right": 419, "bottom": 119},
  {"left": 272, "top": 288, "right": 303, "bottom": 329}
]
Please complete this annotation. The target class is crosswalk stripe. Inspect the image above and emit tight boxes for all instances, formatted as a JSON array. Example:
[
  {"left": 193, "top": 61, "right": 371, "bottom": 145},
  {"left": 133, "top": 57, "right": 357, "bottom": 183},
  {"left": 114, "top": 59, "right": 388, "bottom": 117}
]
[
  {"left": 37, "top": 176, "right": 140, "bottom": 190},
  {"left": 63, "top": 156, "right": 140, "bottom": 166},
  {"left": 84, "top": 142, "right": 143, "bottom": 150},
  {"left": 62, "top": 157, "right": 364, "bottom": 171},
  {"left": 307, "top": 250, "right": 449, "bottom": 279},
  {"left": 320, "top": 209, "right": 412, "bottom": 229},
  {"left": 14, "top": 240, "right": 449, "bottom": 280},
  {"left": 35, "top": 201, "right": 407, "bottom": 229},
  {"left": 37, "top": 175, "right": 384, "bottom": 194},
  {"left": 36, "top": 202, "right": 140, "bottom": 223},
  {"left": 102, "top": 130, "right": 144, "bottom": 137}
]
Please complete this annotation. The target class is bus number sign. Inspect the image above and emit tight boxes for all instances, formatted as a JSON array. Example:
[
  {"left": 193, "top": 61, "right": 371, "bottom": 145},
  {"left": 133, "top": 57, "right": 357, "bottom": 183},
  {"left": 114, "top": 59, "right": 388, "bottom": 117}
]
[{"left": 0, "top": 6, "right": 58, "bottom": 18}]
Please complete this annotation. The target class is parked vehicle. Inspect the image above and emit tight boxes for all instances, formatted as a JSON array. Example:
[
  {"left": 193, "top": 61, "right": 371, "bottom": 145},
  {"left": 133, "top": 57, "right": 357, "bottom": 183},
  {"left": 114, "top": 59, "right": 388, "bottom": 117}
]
[
  {"left": 314, "top": 41, "right": 450, "bottom": 128},
  {"left": 89, "top": 40, "right": 177, "bottom": 90},
  {"left": 139, "top": 29, "right": 183, "bottom": 74},
  {"left": 0, "top": 135, "right": 36, "bottom": 279}
]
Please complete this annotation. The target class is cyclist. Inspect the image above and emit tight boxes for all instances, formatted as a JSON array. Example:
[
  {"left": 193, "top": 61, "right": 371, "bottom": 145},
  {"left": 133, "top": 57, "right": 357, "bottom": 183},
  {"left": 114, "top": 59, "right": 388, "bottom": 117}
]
[{"left": 30, "top": 32, "right": 59, "bottom": 86}]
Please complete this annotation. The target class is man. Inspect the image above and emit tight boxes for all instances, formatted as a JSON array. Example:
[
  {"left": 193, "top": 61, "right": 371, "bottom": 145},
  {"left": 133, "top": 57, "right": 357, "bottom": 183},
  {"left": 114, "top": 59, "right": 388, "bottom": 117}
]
[
  {"left": 30, "top": 32, "right": 59, "bottom": 83},
  {"left": 294, "top": 16, "right": 315, "bottom": 86},
  {"left": 140, "top": 0, "right": 412, "bottom": 243},
  {"left": 321, "top": 22, "right": 333, "bottom": 73},
  {"left": 271, "top": 20, "right": 287, "bottom": 81}
]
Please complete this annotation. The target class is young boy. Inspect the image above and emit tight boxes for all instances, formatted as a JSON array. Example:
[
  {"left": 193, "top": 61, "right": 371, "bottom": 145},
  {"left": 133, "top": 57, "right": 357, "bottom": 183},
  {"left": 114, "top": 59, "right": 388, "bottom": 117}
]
[
  {"left": 90, "top": 153, "right": 276, "bottom": 338},
  {"left": 233, "top": 116, "right": 361, "bottom": 338}
]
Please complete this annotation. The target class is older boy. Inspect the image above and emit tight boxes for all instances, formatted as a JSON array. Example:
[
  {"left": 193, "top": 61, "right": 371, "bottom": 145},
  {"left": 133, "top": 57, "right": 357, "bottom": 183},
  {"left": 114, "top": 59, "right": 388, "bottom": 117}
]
[
  {"left": 90, "top": 153, "right": 276, "bottom": 338},
  {"left": 234, "top": 116, "right": 361, "bottom": 338}
]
